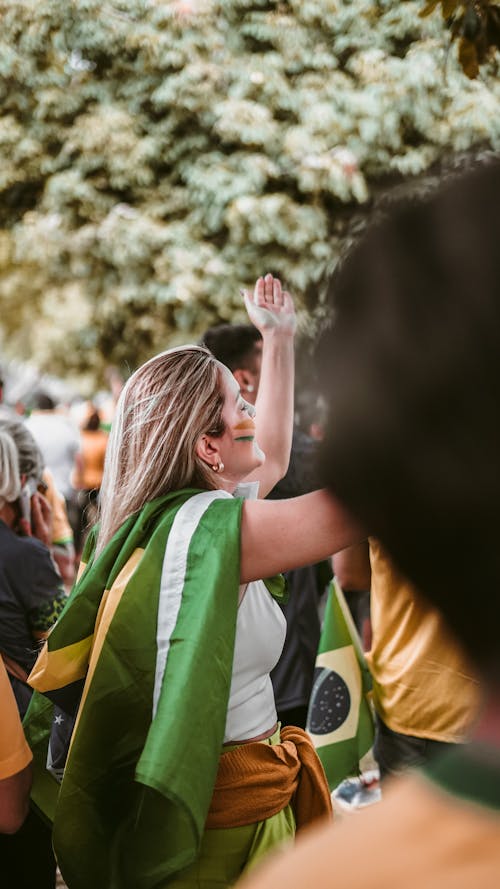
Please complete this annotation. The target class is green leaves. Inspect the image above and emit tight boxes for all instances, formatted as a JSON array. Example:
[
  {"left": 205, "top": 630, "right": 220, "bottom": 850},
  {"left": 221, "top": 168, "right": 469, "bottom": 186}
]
[
  {"left": 0, "top": 0, "right": 499, "bottom": 385},
  {"left": 420, "top": 1, "right": 500, "bottom": 78}
]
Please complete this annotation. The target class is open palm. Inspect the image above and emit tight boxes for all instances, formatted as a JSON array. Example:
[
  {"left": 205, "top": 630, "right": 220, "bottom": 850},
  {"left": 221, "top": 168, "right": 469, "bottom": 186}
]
[{"left": 243, "top": 273, "right": 296, "bottom": 335}]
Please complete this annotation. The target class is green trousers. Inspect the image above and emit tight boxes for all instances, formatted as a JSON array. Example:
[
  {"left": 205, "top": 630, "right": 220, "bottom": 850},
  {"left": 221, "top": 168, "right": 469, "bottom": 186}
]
[{"left": 167, "top": 728, "right": 296, "bottom": 888}]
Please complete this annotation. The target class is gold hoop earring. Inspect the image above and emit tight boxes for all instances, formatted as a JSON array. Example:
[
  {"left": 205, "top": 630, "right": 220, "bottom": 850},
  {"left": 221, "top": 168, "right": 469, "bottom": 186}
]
[{"left": 212, "top": 461, "right": 224, "bottom": 473}]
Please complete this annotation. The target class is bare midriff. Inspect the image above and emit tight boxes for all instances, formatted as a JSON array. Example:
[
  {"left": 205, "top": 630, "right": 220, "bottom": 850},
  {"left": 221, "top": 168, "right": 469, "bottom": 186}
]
[{"left": 223, "top": 721, "right": 278, "bottom": 746}]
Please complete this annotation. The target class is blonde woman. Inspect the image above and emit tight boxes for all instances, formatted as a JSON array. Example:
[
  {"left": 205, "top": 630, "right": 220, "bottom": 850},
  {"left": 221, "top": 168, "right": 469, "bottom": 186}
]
[{"left": 29, "top": 276, "right": 360, "bottom": 889}]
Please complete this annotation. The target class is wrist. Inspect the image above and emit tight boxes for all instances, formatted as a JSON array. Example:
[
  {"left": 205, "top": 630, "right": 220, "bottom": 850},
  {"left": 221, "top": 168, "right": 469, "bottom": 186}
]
[{"left": 260, "top": 325, "right": 296, "bottom": 342}]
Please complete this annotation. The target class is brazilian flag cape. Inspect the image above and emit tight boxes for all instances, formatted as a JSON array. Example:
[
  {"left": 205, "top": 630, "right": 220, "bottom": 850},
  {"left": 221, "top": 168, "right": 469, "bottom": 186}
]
[{"left": 25, "top": 488, "right": 258, "bottom": 889}]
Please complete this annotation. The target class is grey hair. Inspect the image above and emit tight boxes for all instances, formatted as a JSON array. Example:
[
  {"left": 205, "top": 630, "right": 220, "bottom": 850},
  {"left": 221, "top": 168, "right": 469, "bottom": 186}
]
[
  {"left": 0, "top": 409, "right": 44, "bottom": 484},
  {"left": 95, "top": 346, "right": 226, "bottom": 555},
  {"left": 0, "top": 429, "right": 21, "bottom": 507}
]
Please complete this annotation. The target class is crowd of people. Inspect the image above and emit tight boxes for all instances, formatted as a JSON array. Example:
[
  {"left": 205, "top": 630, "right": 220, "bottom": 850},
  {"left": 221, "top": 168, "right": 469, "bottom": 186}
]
[{"left": 1, "top": 161, "right": 500, "bottom": 888}]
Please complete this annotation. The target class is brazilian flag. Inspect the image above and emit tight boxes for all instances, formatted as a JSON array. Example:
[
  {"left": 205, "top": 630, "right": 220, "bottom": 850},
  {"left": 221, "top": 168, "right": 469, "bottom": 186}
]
[
  {"left": 306, "top": 578, "right": 374, "bottom": 790},
  {"left": 25, "top": 489, "right": 246, "bottom": 889}
]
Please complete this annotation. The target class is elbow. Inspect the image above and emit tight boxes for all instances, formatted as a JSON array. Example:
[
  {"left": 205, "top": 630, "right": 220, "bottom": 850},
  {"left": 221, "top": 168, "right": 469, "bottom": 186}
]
[
  {"left": 0, "top": 801, "right": 29, "bottom": 834},
  {"left": 0, "top": 762, "right": 32, "bottom": 834}
]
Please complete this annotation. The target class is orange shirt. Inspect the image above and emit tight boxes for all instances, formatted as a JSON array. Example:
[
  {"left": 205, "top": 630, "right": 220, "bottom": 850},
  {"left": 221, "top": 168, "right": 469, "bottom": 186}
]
[
  {"left": 0, "top": 658, "right": 32, "bottom": 779},
  {"left": 75, "top": 430, "right": 108, "bottom": 491}
]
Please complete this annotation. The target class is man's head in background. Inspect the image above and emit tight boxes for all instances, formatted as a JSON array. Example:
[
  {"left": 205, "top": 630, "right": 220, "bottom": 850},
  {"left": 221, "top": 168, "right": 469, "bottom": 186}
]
[
  {"left": 317, "top": 160, "right": 500, "bottom": 688},
  {"left": 200, "top": 324, "right": 262, "bottom": 406},
  {"left": 30, "top": 392, "right": 56, "bottom": 412}
]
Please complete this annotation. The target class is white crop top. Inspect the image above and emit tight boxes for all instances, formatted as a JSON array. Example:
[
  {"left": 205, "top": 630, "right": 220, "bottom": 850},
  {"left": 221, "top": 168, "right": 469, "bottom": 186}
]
[{"left": 223, "top": 579, "right": 286, "bottom": 743}]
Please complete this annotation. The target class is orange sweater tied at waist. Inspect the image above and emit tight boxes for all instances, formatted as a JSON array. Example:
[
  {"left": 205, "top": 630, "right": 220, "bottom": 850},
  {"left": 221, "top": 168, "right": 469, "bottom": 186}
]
[{"left": 206, "top": 725, "right": 332, "bottom": 832}]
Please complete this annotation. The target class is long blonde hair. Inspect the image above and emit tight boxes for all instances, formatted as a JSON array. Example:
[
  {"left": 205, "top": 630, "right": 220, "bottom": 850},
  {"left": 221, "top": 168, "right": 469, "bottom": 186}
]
[
  {"left": 0, "top": 430, "right": 21, "bottom": 508},
  {"left": 96, "top": 346, "right": 225, "bottom": 554}
]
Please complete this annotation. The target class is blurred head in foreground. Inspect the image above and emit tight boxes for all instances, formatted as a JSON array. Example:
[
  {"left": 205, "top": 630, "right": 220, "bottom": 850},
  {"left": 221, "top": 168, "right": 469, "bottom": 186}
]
[{"left": 318, "top": 161, "right": 500, "bottom": 688}]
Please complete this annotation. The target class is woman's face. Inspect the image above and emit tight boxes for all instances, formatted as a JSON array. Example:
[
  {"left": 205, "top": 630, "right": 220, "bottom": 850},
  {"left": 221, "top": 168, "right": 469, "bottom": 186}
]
[{"left": 217, "top": 366, "right": 265, "bottom": 483}]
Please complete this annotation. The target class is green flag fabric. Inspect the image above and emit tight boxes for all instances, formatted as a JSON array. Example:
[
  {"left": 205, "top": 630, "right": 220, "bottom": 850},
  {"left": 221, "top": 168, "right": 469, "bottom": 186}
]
[
  {"left": 306, "top": 578, "right": 375, "bottom": 791},
  {"left": 26, "top": 488, "right": 247, "bottom": 889}
]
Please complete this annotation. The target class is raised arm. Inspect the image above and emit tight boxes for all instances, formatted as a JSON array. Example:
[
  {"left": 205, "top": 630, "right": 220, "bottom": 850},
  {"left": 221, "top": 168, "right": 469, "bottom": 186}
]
[
  {"left": 242, "top": 274, "right": 296, "bottom": 497},
  {"left": 240, "top": 489, "right": 365, "bottom": 583}
]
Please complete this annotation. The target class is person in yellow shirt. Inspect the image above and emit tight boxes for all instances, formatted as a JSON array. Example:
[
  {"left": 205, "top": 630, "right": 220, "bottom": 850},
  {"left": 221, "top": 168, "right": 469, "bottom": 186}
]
[
  {"left": 367, "top": 538, "right": 479, "bottom": 778},
  {"left": 0, "top": 657, "right": 32, "bottom": 834}
]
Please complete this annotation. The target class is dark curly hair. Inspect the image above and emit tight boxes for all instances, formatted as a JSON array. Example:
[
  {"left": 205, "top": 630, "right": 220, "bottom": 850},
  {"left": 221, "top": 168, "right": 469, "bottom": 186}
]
[{"left": 317, "top": 160, "right": 500, "bottom": 684}]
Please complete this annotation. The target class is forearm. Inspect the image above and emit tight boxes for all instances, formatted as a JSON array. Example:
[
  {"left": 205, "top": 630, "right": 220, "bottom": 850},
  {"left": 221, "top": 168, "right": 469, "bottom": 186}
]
[
  {"left": 332, "top": 542, "right": 371, "bottom": 591},
  {"left": 254, "top": 328, "right": 295, "bottom": 481}
]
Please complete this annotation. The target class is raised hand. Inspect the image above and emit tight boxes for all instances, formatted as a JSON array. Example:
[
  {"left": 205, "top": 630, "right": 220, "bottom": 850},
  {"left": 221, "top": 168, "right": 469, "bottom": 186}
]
[{"left": 243, "top": 273, "right": 296, "bottom": 336}]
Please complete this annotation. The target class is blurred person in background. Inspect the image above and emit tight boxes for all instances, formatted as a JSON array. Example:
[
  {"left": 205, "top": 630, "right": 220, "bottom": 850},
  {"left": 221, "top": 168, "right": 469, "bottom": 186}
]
[
  {"left": 0, "top": 427, "right": 67, "bottom": 889},
  {"left": 98, "top": 366, "right": 125, "bottom": 431},
  {"left": 0, "top": 410, "right": 76, "bottom": 590},
  {"left": 238, "top": 162, "right": 500, "bottom": 889},
  {"left": 42, "top": 468, "right": 76, "bottom": 590},
  {"left": 72, "top": 403, "right": 108, "bottom": 558},
  {"left": 25, "top": 390, "right": 81, "bottom": 546}
]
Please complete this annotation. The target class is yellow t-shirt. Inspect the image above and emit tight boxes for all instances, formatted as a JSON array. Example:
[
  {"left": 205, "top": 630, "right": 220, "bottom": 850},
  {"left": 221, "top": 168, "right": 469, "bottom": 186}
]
[
  {"left": 367, "top": 539, "right": 480, "bottom": 741},
  {"left": 0, "top": 659, "right": 32, "bottom": 779}
]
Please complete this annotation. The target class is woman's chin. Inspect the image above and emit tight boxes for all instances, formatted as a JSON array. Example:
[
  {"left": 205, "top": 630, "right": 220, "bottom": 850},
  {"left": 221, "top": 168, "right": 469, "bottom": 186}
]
[{"left": 254, "top": 444, "right": 265, "bottom": 465}]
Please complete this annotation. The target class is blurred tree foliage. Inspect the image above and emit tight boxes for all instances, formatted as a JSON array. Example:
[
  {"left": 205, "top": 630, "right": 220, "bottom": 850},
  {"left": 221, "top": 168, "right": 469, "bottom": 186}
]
[
  {"left": 0, "top": 0, "right": 499, "bottom": 384},
  {"left": 421, "top": 2, "right": 500, "bottom": 78}
]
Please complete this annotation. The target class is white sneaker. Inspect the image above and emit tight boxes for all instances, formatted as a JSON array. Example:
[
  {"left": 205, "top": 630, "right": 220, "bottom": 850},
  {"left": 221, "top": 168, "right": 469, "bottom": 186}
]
[{"left": 332, "top": 771, "right": 381, "bottom": 811}]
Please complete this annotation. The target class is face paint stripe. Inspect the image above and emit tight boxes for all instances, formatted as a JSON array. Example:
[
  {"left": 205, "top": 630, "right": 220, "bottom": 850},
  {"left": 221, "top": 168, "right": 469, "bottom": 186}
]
[
  {"left": 233, "top": 419, "right": 256, "bottom": 431},
  {"left": 234, "top": 435, "right": 255, "bottom": 442}
]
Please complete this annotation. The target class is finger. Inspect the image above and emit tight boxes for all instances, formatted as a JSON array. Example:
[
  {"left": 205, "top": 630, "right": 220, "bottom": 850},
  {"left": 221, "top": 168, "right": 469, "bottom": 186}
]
[
  {"left": 253, "top": 277, "right": 265, "bottom": 305},
  {"left": 272, "top": 277, "right": 284, "bottom": 306},
  {"left": 264, "top": 273, "right": 274, "bottom": 302},
  {"left": 37, "top": 493, "right": 52, "bottom": 521},
  {"left": 30, "top": 496, "right": 45, "bottom": 531},
  {"left": 32, "top": 492, "right": 44, "bottom": 514},
  {"left": 30, "top": 494, "right": 41, "bottom": 519},
  {"left": 18, "top": 517, "right": 32, "bottom": 537}
]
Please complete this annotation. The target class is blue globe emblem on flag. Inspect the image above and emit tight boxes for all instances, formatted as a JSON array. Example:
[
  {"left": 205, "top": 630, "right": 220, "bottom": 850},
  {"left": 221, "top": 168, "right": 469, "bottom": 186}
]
[
  {"left": 307, "top": 644, "right": 362, "bottom": 747},
  {"left": 308, "top": 667, "right": 351, "bottom": 734},
  {"left": 306, "top": 580, "right": 375, "bottom": 790}
]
